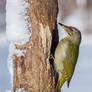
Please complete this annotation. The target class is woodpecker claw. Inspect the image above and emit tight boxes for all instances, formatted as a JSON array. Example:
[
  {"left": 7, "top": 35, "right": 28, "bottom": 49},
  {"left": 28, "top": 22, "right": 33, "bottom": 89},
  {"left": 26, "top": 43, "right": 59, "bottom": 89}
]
[{"left": 50, "top": 54, "right": 55, "bottom": 60}]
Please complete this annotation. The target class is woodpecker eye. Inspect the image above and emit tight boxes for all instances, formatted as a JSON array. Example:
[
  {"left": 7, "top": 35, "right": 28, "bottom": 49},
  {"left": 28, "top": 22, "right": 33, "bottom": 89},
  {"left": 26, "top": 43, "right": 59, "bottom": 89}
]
[
  {"left": 69, "top": 26, "right": 75, "bottom": 31},
  {"left": 70, "top": 29, "right": 73, "bottom": 31}
]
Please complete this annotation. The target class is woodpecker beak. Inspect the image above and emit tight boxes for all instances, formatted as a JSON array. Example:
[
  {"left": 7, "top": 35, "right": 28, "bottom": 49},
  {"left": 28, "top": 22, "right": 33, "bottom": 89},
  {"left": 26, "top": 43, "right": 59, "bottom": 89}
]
[{"left": 58, "top": 23, "right": 72, "bottom": 36}]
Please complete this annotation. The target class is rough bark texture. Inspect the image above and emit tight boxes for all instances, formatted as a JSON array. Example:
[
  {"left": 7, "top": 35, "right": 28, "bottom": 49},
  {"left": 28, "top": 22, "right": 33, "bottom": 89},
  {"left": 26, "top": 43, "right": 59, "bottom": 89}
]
[{"left": 13, "top": 0, "right": 58, "bottom": 92}]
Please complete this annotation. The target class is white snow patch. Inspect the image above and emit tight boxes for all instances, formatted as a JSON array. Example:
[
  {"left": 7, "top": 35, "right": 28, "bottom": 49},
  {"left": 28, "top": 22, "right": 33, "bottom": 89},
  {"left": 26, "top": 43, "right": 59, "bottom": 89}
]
[
  {"left": 6, "top": 0, "right": 31, "bottom": 44},
  {"left": 8, "top": 43, "right": 26, "bottom": 86},
  {"left": 6, "top": 88, "right": 26, "bottom": 92},
  {"left": 6, "top": 0, "right": 31, "bottom": 87},
  {"left": 16, "top": 88, "right": 26, "bottom": 92}
]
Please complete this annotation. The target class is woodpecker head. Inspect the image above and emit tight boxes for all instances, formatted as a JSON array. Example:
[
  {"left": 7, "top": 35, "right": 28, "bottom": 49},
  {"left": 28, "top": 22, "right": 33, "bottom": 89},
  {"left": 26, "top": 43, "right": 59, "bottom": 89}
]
[{"left": 59, "top": 23, "right": 81, "bottom": 45}]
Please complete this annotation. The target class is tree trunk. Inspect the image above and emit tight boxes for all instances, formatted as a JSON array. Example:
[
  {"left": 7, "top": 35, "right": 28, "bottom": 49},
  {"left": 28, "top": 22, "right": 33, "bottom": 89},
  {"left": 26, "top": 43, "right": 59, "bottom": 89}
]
[{"left": 13, "top": 0, "right": 58, "bottom": 92}]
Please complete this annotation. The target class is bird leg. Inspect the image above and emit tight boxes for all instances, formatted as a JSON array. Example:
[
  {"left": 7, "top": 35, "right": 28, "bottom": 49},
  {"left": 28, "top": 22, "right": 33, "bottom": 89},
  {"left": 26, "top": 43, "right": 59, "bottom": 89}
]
[{"left": 49, "top": 54, "right": 55, "bottom": 60}]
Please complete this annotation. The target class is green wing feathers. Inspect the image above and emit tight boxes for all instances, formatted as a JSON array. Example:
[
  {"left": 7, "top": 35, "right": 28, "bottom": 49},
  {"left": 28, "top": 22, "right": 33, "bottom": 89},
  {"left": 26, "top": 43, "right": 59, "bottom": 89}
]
[{"left": 64, "top": 41, "right": 79, "bottom": 87}]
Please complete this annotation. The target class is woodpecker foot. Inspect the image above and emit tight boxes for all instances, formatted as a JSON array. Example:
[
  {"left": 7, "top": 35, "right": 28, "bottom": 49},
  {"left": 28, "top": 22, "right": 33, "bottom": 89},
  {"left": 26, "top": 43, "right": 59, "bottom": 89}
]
[{"left": 50, "top": 54, "right": 55, "bottom": 60}]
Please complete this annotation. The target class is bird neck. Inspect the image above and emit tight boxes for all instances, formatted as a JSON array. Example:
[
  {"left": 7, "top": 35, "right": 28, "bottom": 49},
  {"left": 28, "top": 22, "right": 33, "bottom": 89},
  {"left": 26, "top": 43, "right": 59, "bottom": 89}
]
[
  {"left": 65, "top": 37, "right": 80, "bottom": 46},
  {"left": 68, "top": 36, "right": 80, "bottom": 46}
]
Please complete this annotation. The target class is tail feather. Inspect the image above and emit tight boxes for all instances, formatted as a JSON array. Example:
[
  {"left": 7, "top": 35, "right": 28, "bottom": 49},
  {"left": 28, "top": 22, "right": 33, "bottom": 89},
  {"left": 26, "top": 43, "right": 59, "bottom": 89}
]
[
  {"left": 57, "top": 74, "right": 66, "bottom": 92},
  {"left": 67, "top": 80, "right": 70, "bottom": 88}
]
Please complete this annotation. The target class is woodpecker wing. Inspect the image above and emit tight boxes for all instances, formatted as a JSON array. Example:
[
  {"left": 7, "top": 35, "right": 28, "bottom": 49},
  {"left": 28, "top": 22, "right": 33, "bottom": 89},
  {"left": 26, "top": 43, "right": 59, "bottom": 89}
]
[{"left": 63, "top": 40, "right": 79, "bottom": 87}]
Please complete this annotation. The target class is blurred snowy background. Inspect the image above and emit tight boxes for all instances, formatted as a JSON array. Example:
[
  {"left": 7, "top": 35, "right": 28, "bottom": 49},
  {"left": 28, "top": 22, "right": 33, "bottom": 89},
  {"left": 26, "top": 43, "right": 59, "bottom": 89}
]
[
  {"left": 0, "top": 0, "right": 92, "bottom": 92},
  {"left": 0, "top": 0, "right": 11, "bottom": 92}
]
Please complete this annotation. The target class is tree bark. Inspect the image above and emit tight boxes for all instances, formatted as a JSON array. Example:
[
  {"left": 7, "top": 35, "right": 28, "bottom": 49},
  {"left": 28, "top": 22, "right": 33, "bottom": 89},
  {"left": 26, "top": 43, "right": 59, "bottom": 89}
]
[{"left": 13, "top": 0, "right": 58, "bottom": 92}]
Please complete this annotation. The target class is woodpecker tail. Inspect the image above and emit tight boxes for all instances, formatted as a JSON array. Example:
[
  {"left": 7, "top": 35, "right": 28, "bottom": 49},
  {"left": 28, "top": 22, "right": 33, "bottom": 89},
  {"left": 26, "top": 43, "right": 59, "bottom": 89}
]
[{"left": 57, "top": 74, "right": 66, "bottom": 92}]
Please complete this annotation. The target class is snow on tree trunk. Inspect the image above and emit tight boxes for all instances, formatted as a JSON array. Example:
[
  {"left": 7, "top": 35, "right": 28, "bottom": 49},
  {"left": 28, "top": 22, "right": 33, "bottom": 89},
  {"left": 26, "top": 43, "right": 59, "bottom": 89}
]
[{"left": 6, "top": 0, "right": 58, "bottom": 92}]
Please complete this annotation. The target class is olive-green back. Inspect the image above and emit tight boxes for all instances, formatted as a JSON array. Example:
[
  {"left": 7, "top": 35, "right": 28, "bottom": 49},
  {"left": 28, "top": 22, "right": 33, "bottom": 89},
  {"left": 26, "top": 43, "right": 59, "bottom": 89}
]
[{"left": 63, "top": 39, "right": 79, "bottom": 86}]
